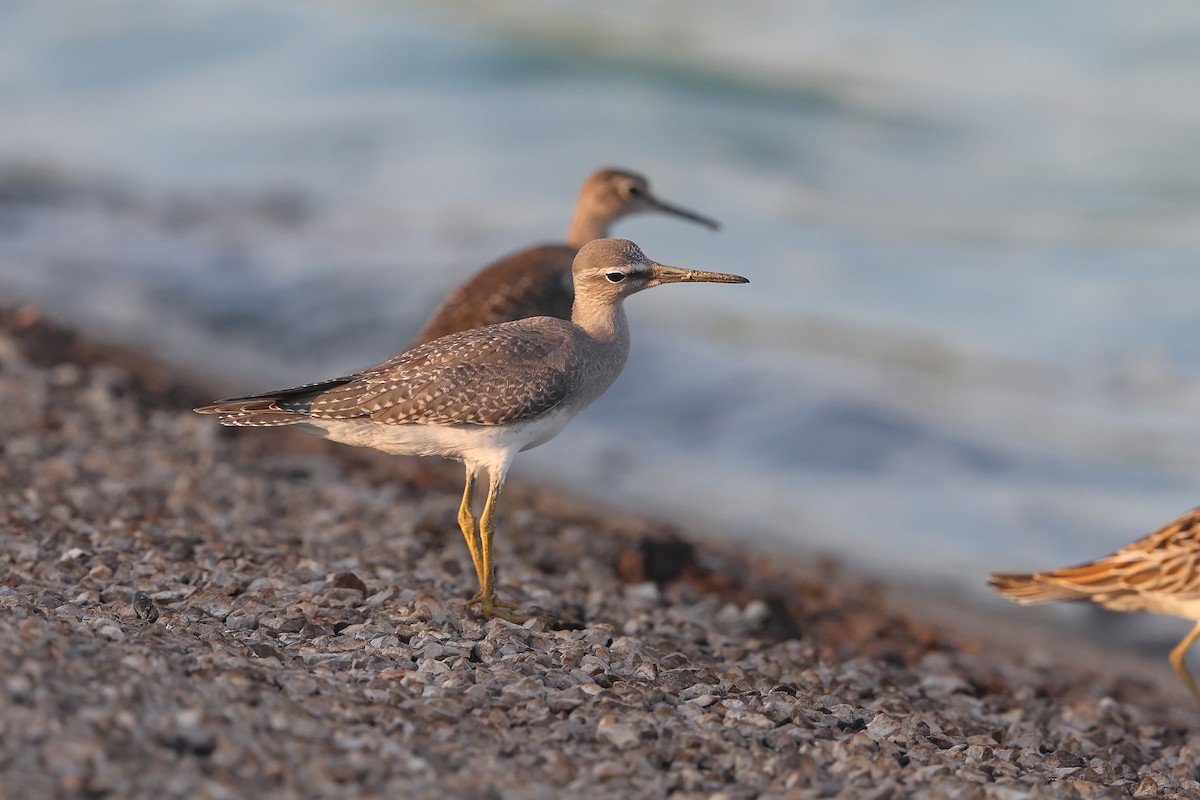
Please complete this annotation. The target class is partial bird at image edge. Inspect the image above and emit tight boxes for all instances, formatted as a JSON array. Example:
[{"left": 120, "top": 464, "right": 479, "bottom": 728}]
[{"left": 990, "top": 507, "right": 1200, "bottom": 707}]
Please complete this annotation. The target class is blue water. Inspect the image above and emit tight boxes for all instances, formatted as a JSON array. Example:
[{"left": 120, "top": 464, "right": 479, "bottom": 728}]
[{"left": 3, "top": 0, "right": 1200, "bottom": 597}]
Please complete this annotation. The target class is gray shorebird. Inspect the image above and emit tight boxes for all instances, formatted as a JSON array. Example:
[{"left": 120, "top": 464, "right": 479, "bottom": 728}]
[
  {"left": 990, "top": 508, "right": 1200, "bottom": 706},
  {"left": 412, "top": 168, "right": 719, "bottom": 345},
  {"left": 196, "top": 239, "right": 747, "bottom": 622}
]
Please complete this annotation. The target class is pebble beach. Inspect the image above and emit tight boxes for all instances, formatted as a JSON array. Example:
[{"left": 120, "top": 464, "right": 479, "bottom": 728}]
[{"left": 3, "top": 305, "right": 1200, "bottom": 799}]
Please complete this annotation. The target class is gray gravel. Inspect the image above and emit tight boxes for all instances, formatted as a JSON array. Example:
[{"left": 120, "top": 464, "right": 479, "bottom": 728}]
[{"left": 2, "top": 306, "right": 1200, "bottom": 799}]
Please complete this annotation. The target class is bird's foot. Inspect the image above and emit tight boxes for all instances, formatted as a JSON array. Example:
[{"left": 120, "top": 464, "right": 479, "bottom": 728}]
[{"left": 467, "top": 592, "right": 533, "bottom": 624}]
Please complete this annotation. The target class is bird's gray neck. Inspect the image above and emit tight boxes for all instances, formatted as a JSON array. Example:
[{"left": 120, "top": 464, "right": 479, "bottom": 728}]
[
  {"left": 571, "top": 294, "right": 630, "bottom": 350},
  {"left": 565, "top": 210, "right": 613, "bottom": 249},
  {"left": 569, "top": 297, "right": 631, "bottom": 407}
]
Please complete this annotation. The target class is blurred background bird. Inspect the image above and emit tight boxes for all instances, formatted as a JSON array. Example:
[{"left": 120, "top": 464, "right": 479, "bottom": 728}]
[{"left": 412, "top": 168, "right": 718, "bottom": 345}]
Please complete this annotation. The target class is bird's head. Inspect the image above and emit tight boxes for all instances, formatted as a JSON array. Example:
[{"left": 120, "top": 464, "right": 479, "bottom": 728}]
[
  {"left": 575, "top": 168, "right": 720, "bottom": 233},
  {"left": 572, "top": 238, "right": 748, "bottom": 304}
]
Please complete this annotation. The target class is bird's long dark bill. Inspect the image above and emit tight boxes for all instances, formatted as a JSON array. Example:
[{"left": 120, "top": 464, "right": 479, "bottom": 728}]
[
  {"left": 651, "top": 263, "right": 749, "bottom": 285},
  {"left": 646, "top": 194, "right": 721, "bottom": 230}
]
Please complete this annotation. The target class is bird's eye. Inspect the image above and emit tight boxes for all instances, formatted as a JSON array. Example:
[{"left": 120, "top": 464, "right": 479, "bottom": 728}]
[
  {"left": 605, "top": 272, "right": 626, "bottom": 283},
  {"left": 618, "top": 182, "right": 643, "bottom": 200}
]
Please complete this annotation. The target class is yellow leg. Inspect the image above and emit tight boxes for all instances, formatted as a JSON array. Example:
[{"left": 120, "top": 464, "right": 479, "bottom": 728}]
[
  {"left": 465, "top": 467, "right": 530, "bottom": 623},
  {"left": 1169, "top": 620, "right": 1200, "bottom": 709},
  {"left": 456, "top": 465, "right": 485, "bottom": 590}
]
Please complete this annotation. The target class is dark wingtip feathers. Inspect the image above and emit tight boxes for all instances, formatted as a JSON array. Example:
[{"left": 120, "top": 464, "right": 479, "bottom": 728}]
[{"left": 194, "top": 375, "right": 358, "bottom": 425}]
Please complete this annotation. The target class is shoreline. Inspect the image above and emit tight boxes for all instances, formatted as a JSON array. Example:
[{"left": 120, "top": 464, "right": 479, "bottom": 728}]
[{"left": 3, "top": 304, "right": 1199, "bottom": 798}]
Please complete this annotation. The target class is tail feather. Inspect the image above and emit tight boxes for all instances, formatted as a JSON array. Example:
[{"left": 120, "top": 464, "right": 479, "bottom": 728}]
[
  {"left": 988, "top": 572, "right": 1087, "bottom": 605},
  {"left": 211, "top": 410, "right": 315, "bottom": 427},
  {"left": 194, "top": 376, "right": 355, "bottom": 426}
]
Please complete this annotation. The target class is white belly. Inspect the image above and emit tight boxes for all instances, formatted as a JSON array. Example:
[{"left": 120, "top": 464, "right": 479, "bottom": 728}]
[{"left": 305, "top": 405, "right": 577, "bottom": 465}]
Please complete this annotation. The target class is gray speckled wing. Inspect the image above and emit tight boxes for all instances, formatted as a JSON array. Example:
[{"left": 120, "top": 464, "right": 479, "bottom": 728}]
[{"left": 201, "top": 318, "right": 581, "bottom": 427}]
